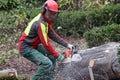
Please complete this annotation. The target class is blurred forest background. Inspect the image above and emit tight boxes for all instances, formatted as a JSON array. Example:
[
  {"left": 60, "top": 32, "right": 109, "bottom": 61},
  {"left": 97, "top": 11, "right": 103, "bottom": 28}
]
[{"left": 0, "top": 0, "right": 120, "bottom": 79}]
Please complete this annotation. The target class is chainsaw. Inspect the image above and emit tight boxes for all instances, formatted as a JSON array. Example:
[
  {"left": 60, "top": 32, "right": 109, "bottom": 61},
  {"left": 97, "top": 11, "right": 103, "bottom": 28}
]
[
  {"left": 62, "top": 45, "right": 82, "bottom": 63},
  {"left": 71, "top": 45, "right": 79, "bottom": 57}
]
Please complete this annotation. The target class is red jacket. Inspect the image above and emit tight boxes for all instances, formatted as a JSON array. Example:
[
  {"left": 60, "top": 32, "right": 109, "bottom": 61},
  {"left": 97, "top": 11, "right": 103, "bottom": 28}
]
[{"left": 18, "top": 13, "right": 68, "bottom": 58}]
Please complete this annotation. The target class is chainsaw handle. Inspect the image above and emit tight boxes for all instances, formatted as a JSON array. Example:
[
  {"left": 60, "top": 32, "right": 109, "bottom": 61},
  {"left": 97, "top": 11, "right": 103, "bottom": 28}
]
[{"left": 72, "top": 45, "right": 79, "bottom": 54}]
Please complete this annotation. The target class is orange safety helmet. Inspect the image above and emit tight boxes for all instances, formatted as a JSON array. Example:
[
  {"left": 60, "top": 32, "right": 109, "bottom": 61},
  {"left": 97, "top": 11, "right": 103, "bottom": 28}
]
[{"left": 42, "top": 0, "right": 59, "bottom": 13}]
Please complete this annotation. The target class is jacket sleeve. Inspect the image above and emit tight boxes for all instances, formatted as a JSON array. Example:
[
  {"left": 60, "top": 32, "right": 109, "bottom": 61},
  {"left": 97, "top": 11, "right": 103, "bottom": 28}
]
[
  {"left": 48, "top": 25, "right": 68, "bottom": 48},
  {"left": 37, "top": 21, "right": 59, "bottom": 58}
]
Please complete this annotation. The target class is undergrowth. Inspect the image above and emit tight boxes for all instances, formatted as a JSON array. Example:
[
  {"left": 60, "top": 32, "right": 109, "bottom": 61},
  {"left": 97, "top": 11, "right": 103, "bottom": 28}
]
[{"left": 0, "top": 76, "right": 28, "bottom": 80}]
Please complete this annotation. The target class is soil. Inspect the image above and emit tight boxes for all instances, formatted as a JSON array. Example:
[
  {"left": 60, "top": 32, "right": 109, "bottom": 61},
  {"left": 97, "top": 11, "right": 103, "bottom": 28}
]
[{"left": 0, "top": 57, "right": 37, "bottom": 79}]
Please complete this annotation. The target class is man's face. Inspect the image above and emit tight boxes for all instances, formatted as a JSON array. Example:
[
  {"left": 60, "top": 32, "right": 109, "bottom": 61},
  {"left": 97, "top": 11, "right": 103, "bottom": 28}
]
[{"left": 45, "top": 10, "right": 58, "bottom": 21}]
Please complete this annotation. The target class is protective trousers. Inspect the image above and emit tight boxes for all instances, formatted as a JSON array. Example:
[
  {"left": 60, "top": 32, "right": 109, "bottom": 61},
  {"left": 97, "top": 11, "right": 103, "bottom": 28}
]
[{"left": 20, "top": 44, "right": 56, "bottom": 80}]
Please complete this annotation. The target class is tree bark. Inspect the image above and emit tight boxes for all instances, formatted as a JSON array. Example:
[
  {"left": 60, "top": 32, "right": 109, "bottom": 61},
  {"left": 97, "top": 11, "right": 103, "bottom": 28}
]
[{"left": 54, "top": 42, "right": 120, "bottom": 80}]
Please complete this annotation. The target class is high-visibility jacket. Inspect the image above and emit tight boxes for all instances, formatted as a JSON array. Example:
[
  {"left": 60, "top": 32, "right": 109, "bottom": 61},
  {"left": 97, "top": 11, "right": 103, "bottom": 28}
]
[{"left": 18, "top": 13, "right": 68, "bottom": 58}]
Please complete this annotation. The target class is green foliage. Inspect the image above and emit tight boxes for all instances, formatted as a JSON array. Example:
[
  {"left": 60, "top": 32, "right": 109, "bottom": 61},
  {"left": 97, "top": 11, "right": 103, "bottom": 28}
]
[
  {"left": 0, "top": 0, "right": 20, "bottom": 10},
  {"left": 0, "top": 0, "right": 43, "bottom": 11},
  {"left": 83, "top": 24, "right": 120, "bottom": 47},
  {"left": 0, "top": 9, "right": 29, "bottom": 44},
  {"left": 57, "top": 0, "right": 95, "bottom": 10},
  {"left": 58, "top": 0, "right": 74, "bottom": 10},
  {"left": 27, "top": 8, "right": 40, "bottom": 19},
  {"left": 0, "top": 0, "right": 41, "bottom": 46},
  {"left": 0, "top": 76, "right": 28, "bottom": 80},
  {"left": 53, "top": 4, "right": 120, "bottom": 37},
  {"left": 0, "top": 11, "right": 20, "bottom": 28},
  {"left": 0, "top": 49, "right": 18, "bottom": 65},
  {"left": 0, "top": 76, "right": 17, "bottom": 80},
  {"left": 118, "top": 46, "right": 120, "bottom": 64},
  {"left": 0, "top": 0, "right": 41, "bottom": 28},
  {"left": 57, "top": 0, "right": 119, "bottom": 10}
]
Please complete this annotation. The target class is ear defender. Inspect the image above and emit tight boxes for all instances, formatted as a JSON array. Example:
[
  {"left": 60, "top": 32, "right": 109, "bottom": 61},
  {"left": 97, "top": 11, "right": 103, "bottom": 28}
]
[
  {"left": 42, "top": 3, "right": 48, "bottom": 14},
  {"left": 42, "top": 8, "right": 46, "bottom": 14}
]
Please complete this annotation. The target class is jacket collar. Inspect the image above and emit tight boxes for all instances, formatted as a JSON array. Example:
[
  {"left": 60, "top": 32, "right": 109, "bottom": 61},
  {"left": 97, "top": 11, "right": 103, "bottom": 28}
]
[{"left": 41, "top": 13, "right": 52, "bottom": 24}]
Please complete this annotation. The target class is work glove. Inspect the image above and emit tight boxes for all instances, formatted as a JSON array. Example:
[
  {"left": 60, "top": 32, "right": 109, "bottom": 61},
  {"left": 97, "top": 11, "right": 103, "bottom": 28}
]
[{"left": 57, "top": 54, "right": 64, "bottom": 61}]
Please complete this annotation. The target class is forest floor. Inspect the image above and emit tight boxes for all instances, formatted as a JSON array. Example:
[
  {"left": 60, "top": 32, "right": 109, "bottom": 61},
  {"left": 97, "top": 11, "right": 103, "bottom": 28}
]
[{"left": 0, "top": 37, "right": 87, "bottom": 79}]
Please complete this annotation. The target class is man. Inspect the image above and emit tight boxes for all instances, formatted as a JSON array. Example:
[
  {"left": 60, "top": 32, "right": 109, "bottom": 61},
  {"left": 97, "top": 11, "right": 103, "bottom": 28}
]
[{"left": 18, "top": 0, "right": 75, "bottom": 80}]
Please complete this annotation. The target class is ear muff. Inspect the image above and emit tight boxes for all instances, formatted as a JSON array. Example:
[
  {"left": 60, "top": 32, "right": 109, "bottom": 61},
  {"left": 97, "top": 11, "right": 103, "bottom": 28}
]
[
  {"left": 42, "top": 3, "right": 48, "bottom": 14},
  {"left": 42, "top": 7, "right": 46, "bottom": 14}
]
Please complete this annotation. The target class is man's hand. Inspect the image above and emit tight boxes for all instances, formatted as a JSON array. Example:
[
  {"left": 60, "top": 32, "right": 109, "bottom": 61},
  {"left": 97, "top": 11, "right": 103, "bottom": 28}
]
[
  {"left": 62, "top": 49, "right": 73, "bottom": 58},
  {"left": 57, "top": 49, "right": 73, "bottom": 61}
]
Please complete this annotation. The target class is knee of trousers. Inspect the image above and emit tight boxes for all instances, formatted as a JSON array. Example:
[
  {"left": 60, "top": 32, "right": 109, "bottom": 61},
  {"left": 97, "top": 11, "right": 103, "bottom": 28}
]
[{"left": 40, "top": 57, "right": 53, "bottom": 70}]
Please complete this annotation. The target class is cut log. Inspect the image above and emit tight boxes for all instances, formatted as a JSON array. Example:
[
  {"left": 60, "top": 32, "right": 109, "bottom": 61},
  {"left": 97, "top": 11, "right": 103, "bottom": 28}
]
[
  {"left": 54, "top": 42, "right": 120, "bottom": 80},
  {"left": 0, "top": 68, "right": 17, "bottom": 77}
]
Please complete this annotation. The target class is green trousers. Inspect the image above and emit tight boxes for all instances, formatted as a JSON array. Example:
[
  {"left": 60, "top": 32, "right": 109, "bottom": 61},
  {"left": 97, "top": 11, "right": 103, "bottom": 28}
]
[{"left": 20, "top": 44, "right": 56, "bottom": 80}]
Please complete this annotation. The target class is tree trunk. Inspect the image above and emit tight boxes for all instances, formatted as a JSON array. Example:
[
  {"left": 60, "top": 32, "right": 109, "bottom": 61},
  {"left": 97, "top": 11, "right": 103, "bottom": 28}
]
[{"left": 54, "top": 42, "right": 120, "bottom": 80}]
